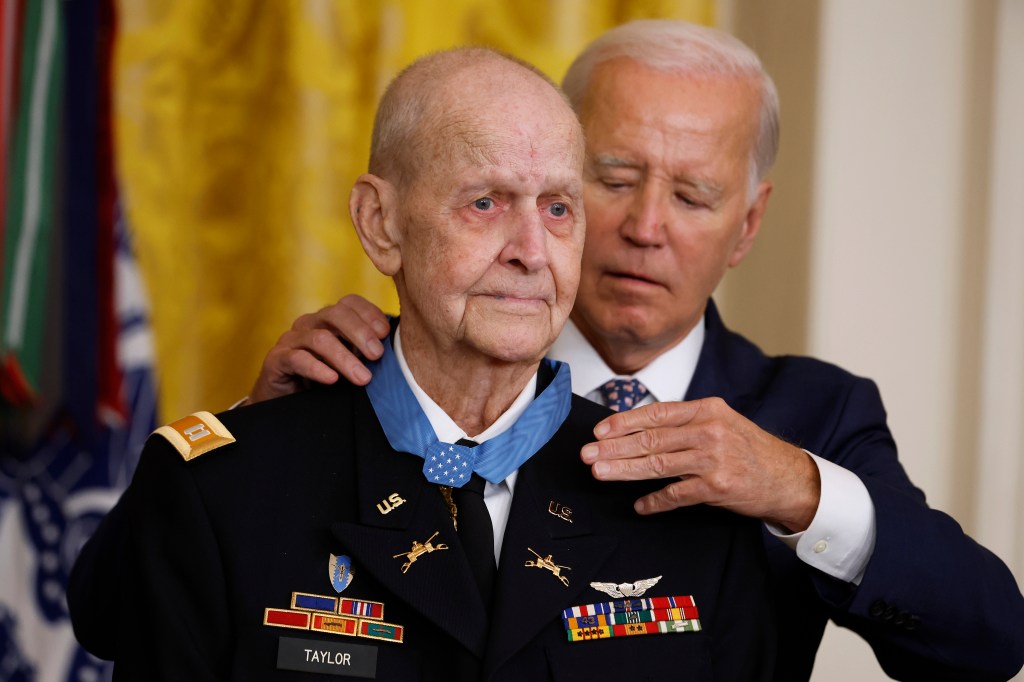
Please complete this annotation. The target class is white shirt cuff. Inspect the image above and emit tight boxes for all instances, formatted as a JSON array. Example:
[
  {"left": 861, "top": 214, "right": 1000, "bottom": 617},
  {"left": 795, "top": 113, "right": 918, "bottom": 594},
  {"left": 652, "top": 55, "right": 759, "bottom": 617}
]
[{"left": 766, "top": 453, "right": 876, "bottom": 584}]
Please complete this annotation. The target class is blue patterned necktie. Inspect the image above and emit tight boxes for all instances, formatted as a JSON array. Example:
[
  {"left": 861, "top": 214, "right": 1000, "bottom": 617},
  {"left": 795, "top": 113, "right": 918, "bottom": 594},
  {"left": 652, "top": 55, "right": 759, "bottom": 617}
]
[{"left": 599, "top": 378, "right": 649, "bottom": 412}]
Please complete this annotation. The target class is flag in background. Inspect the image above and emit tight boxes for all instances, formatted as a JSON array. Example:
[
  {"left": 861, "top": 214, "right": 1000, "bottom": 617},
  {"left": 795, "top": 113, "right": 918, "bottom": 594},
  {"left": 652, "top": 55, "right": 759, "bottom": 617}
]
[
  {"left": 1, "top": 0, "right": 156, "bottom": 679},
  {"left": 1, "top": 0, "right": 61, "bottom": 407},
  {"left": 0, "top": 207, "right": 154, "bottom": 682},
  {"left": 0, "top": 2, "right": 711, "bottom": 679}
]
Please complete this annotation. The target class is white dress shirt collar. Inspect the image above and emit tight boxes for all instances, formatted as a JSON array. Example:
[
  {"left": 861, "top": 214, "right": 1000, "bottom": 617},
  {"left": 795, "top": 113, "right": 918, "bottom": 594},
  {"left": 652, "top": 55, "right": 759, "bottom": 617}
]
[{"left": 547, "top": 317, "right": 706, "bottom": 403}]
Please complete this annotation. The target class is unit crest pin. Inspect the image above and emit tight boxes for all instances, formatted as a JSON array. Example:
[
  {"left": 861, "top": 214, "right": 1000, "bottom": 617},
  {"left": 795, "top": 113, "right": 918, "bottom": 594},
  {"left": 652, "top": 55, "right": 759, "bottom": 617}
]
[{"left": 329, "top": 553, "right": 354, "bottom": 593}]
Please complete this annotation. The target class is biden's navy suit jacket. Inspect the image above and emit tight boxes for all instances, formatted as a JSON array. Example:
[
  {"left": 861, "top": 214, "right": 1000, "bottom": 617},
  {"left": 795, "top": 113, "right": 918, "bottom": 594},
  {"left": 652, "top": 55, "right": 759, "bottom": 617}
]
[{"left": 691, "top": 300, "right": 1024, "bottom": 681}]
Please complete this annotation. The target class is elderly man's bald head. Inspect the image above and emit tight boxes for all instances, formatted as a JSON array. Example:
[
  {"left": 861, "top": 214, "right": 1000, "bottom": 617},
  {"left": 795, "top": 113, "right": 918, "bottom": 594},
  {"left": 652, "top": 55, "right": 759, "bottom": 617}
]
[
  {"left": 351, "top": 46, "right": 586, "bottom": 375},
  {"left": 368, "top": 47, "right": 575, "bottom": 189}
]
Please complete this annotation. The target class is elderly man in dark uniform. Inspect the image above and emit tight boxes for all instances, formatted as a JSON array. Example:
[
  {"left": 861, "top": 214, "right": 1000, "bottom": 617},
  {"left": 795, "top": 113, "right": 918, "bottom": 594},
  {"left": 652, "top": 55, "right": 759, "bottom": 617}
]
[{"left": 70, "top": 47, "right": 777, "bottom": 680}]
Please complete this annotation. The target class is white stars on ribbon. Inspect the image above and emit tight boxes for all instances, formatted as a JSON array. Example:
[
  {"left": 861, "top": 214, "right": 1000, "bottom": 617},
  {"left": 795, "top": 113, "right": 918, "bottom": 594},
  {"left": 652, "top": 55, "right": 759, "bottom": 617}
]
[{"left": 423, "top": 442, "right": 478, "bottom": 488}]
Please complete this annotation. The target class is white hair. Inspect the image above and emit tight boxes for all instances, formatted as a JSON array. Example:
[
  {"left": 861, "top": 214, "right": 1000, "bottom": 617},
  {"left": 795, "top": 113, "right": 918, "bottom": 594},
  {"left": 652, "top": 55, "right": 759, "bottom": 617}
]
[{"left": 563, "top": 19, "right": 780, "bottom": 200}]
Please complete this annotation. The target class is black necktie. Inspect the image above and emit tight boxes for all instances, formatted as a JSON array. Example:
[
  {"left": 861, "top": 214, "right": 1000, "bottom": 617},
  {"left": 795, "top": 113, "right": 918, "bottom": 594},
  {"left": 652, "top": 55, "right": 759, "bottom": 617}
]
[{"left": 450, "top": 440, "right": 497, "bottom": 608}]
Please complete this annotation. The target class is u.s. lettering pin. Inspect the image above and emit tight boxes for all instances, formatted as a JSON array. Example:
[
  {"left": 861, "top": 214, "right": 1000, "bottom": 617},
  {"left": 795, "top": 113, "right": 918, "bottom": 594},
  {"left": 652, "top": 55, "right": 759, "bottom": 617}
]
[
  {"left": 548, "top": 500, "right": 573, "bottom": 523},
  {"left": 524, "top": 547, "right": 571, "bottom": 586},
  {"left": 393, "top": 531, "right": 448, "bottom": 573},
  {"left": 329, "top": 554, "right": 354, "bottom": 593},
  {"left": 376, "top": 492, "right": 406, "bottom": 515}
]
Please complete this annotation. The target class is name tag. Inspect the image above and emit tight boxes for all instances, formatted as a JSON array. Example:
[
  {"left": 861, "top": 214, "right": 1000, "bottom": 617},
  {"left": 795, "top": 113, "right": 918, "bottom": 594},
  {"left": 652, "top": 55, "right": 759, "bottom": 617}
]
[{"left": 277, "top": 636, "right": 377, "bottom": 678}]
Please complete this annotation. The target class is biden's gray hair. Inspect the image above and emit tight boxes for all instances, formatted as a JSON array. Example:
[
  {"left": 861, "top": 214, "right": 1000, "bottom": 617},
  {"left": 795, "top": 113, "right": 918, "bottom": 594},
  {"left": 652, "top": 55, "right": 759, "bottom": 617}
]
[{"left": 563, "top": 20, "right": 780, "bottom": 199}]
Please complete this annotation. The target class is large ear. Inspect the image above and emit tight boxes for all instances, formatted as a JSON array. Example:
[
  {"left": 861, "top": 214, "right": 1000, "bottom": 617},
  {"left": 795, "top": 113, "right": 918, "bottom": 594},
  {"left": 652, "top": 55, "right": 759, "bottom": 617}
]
[
  {"left": 349, "top": 173, "right": 402, "bottom": 276},
  {"left": 728, "top": 179, "right": 772, "bottom": 268}
]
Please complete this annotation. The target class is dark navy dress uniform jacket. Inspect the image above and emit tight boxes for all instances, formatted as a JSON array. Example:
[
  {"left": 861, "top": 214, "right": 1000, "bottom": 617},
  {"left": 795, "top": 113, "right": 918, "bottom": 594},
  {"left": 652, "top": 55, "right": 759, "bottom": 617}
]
[{"left": 91, "top": 375, "right": 777, "bottom": 680}]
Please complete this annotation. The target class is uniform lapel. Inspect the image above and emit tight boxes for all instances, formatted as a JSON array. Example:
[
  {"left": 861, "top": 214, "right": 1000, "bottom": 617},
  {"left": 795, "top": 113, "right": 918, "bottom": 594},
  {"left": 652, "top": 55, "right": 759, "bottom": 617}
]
[
  {"left": 686, "top": 299, "right": 762, "bottom": 416},
  {"left": 330, "top": 393, "right": 488, "bottom": 657},
  {"left": 483, "top": 422, "right": 619, "bottom": 677}
]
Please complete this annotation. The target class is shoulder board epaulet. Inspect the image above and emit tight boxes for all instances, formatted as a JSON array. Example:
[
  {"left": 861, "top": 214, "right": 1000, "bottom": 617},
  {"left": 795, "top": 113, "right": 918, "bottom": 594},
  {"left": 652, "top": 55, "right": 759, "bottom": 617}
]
[{"left": 152, "top": 411, "right": 236, "bottom": 461}]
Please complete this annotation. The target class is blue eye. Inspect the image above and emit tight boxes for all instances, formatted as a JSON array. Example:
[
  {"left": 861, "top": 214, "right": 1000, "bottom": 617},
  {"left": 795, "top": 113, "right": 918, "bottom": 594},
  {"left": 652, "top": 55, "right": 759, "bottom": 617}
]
[
  {"left": 474, "top": 197, "right": 494, "bottom": 210},
  {"left": 549, "top": 202, "right": 568, "bottom": 217}
]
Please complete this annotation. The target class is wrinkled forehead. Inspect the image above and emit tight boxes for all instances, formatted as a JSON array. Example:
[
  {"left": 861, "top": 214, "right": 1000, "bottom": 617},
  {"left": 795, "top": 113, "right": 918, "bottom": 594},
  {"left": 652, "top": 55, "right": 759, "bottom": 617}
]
[
  {"left": 449, "top": 59, "right": 575, "bottom": 126},
  {"left": 450, "top": 115, "right": 581, "bottom": 174},
  {"left": 388, "top": 56, "right": 584, "bottom": 194},
  {"left": 414, "top": 100, "right": 583, "bottom": 192}
]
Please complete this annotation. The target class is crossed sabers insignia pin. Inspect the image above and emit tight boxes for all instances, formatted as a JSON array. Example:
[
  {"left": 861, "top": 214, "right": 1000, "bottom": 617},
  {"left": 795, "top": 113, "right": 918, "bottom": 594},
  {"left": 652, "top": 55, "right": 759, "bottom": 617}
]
[
  {"left": 525, "top": 547, "right": 571, "bottom": 586},
  {"left": 393, "top": 531, "right": 448, "bottom": 573}
]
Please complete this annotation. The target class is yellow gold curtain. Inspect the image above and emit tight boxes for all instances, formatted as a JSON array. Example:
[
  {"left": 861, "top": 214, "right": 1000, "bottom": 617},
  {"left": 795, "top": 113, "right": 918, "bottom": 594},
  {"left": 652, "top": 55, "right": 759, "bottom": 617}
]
[{"left": 114, "top": 0, "right": 714, "bottom": 420}]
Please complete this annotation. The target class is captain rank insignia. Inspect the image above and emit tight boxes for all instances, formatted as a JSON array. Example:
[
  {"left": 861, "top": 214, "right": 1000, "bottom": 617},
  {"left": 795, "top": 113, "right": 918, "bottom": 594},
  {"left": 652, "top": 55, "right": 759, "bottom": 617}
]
[{"left": 153, "top": 411, "right": 235, "bottom": 461}]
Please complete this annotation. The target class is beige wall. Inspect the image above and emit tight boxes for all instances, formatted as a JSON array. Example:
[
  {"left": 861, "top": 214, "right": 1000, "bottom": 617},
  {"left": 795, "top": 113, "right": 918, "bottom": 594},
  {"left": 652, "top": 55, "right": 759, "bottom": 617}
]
[{"left": 719, "top": 0, "right": 1024, "bottom": 680}]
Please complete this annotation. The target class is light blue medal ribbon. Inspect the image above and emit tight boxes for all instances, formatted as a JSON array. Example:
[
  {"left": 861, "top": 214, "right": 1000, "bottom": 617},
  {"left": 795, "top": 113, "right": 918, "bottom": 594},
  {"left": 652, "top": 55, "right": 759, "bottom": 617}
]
[{"left": 364, "top": 337, "right": 571, "bottom": 487}]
